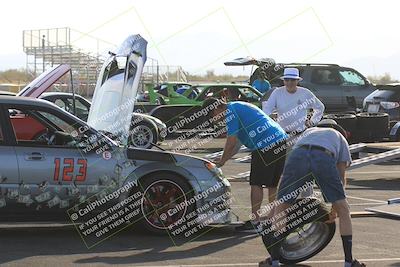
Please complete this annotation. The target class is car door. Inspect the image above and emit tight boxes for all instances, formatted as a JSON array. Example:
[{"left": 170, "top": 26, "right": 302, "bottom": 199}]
[
  {"left": 6, "top": 104, "right": 120, "bottom": 210},
  {"left": 0, "top": 106, "right": 19, "bottom": 210},
  {"left": 306, "top": 67, "right": 345, "bottom": 111},
  {"left": 338, "top": 68, "right": 375, "bottom": 108}
]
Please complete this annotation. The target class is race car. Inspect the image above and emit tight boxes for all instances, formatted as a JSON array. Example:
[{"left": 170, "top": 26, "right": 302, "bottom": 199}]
[{"left": 0, "top": 34, "right": 232, "bottom": 234}]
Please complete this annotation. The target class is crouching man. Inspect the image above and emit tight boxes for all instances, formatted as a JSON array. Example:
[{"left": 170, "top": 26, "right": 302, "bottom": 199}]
[{"left": 260, "top": 120, "right": 366, "bottom": 267}]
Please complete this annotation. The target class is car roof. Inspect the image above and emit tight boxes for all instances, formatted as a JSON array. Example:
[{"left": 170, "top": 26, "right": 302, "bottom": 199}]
[
  {"left": 0, "top": 95, "right": 62, "bottom": 108},
  {"left": 40, "top": 92, "right": 84, "bottom": 97},
  {"left": 376, "top": 83, "right": 400, "bottom": 90},
  {"left": 160, "top": 82, "right": 192, "bottom": 85},
  {"left": 193, "top": 83, "right": 252, "bottom": 87},
  {"left": 280, "top": 63, "right": 341, "bottom": 67},
  {"left": 0, "top": 90, "right": 16, "bottom": 96}
]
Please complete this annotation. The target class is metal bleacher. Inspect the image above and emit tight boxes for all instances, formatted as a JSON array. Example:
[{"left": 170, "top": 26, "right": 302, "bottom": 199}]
[
  {"left": 23, "top": 27, "right": 188, "bottom": 97},
  {"left": 23, "top": 27, "right": 104, "bottom": 97}
]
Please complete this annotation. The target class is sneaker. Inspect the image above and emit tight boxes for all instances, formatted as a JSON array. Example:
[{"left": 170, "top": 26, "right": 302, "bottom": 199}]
[
  {"left": 235, "top": 220, "right": 262, "bottom": 233},
  {"left": 351, "top": 260, "right": 366, "bottom": 267}
]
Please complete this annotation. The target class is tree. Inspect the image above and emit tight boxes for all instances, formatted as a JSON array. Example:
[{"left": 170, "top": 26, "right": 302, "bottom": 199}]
[
  {"left": 0, "top": 69, "right": 34, "bottom": 83},
  {"left": 367, "top": 73, "right": 399, "bottom": 85}
]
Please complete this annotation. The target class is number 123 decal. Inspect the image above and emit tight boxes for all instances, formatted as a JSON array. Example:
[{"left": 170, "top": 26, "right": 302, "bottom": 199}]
[{"left": 54, "top": 158, "right": 87, "bottom": 182}]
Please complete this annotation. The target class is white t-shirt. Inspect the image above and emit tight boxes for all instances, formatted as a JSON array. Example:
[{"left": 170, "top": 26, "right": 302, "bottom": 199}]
[{"left": 262, "top": 86, "right": 325, "bottom": 132}]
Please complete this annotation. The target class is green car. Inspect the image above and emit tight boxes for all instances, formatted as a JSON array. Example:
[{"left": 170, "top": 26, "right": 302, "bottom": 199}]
[{"left": 147, "top": 82, "right": 263, "bottom": 107}]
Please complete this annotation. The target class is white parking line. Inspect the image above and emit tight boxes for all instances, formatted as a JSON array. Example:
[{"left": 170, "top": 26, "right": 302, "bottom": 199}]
[
  {"left": 347, "top": 195, "right": 386, "bottom": 204},
  {"left": 133, "top": 257, "right": 400, "bottom": 267},
  {"left": 230, "top": 202, "right": 383, "bottom": 208},
  {"left": 349, "top": 170, "right": 400, "bottom": 174}
]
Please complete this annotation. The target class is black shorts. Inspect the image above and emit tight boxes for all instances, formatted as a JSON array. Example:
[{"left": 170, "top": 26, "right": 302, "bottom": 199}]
[{"left": 249, "top": 145, "right": 286, "bottom": 187}]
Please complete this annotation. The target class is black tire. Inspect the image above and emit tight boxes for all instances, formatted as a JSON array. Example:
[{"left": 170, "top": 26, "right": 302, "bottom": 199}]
[
  {"left": 155, "top": 97, "right": 166, "bottom": 105},
  {"left": 137, "top": 172, "right": 195, "bottom": 234},
  {"left": 356, "top": 112, "right": 389, "bottom": 141},
  {"left": 323, "top": 113, "right": 357, "bottom": 135},
  {"left": 261, "top": 198, "right": 336, "bottom": 264},
  {"left": 129, "top": 120, "right": 158, "bottom": 149}
]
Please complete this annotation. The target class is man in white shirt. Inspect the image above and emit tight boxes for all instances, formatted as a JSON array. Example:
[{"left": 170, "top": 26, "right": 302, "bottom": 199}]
[{"left": 262, "top": 68, "right": 325, "bottom": 136}]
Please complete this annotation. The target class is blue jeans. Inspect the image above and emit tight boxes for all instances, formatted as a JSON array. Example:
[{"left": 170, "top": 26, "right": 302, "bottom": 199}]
[{"left": 277, "top": 146, "right": 346, "bottom": 204}]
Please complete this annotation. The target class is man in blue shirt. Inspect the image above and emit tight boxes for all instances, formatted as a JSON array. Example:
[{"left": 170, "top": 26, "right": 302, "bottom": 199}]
[
  {"left": 202, "top": 98, "right": 288, "bottom": 232},
  {"left": 252, "top": 78, "right": 271, "bottom": 94}
]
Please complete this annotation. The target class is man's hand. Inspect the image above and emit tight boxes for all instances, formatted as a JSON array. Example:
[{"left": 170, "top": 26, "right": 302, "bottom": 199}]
[
  {"left": 324, "top": 207, "right": 337, "bottom": 223},
  {"left": 213, "top": 157, "right": 225, "bottom": 167},
  {"left": 215, "top": 135, "right": 238, "bottom": 168}
]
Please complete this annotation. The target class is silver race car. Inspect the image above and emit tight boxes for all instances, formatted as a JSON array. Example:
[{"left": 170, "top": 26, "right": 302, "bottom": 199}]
[{"left": 0, "top": 35, "right": 232, "bottom": 234}]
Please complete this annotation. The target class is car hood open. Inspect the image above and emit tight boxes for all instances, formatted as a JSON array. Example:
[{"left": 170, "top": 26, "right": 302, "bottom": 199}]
[
  {"left": 224, "top": 57, "right": 275, "bottom": 67},
  {"left": 17, "top": 64, "right": 71, "bottom": 97},
  {"left": 87, "top": 34, "right": 148, "bottom": 145}
]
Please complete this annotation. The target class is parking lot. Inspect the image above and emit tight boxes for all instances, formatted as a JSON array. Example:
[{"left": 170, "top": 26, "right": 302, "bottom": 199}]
[{"left": 0, "top": 138, "right": 399, "bottom": 267}]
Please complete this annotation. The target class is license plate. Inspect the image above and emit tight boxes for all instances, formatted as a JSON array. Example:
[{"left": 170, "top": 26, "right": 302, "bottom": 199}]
[{"left": 367, "top": 104, "right": 380, "bottom": 113}]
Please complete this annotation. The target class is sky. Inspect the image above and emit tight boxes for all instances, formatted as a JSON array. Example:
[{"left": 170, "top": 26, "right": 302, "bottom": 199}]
[{"left": 1, "top": 0, "right": 399, "bottom": 79}]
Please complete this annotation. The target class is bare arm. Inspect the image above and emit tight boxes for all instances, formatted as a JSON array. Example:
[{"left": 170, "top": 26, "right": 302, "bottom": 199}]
[
  {"left": 262, "top": 90, "right": 277, "bottom": 115},
  {"left": 215, "top": 135, "right": 238, "bottom": 167},
  {"left": 308, "top": 93, "right": 325, "bottom": 126}
]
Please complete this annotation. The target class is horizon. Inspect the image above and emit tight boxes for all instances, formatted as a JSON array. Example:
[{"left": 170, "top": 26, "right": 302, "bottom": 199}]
[{"left": 0, "top": 0, "right": 399, "bottom": 79}]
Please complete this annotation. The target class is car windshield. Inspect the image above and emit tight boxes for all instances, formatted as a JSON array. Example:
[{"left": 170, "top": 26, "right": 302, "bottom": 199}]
[
  {"left": 339, "top": 70, "right": 366, "bottom": 86},
  {"left": 9, "top": 106, "right": 117, "bottom": 148},
  {"left": 37, "top": 110, "right": 76, "bottom": 134}
]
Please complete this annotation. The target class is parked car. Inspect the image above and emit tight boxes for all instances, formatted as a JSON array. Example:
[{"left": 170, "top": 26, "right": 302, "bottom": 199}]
[
  {"left": 148, "top": 82, "right": 262, "bottom": 107},
  {"left": 148, "top": 82, "right": 195, "bottom": 104},
  {"left": 145, "top": 83, "right": 263, "bottom": 132},
  {"left": 225, "top": 58, "right": 377, "bottom": 112},
  {"left": 2, "top": 34, "right": 232, "bottom": 234},
  {"left": 39, "top": 92, "right": 167, "bottom": 149},
  {"left": 363, "top": 83, "right": 400, "bottom": 121}
]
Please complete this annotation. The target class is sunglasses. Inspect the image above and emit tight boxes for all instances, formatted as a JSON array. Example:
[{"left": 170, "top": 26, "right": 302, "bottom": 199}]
[{"left": 283, "top": 78, "right": 298, "bottom": 82}]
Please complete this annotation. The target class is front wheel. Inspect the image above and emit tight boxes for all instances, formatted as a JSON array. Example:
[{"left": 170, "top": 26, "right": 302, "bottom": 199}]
[
  {"left": 129, "top": 121, "right": 158, "bottom": 149},
  {"left": 137, "top": 173, "right": 195, "bottom": 234}
]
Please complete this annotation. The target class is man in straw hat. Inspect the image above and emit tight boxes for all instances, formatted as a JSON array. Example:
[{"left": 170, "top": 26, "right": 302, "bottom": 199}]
[{"left": 262, "top": 67, "right": 325, "bottom": 145}]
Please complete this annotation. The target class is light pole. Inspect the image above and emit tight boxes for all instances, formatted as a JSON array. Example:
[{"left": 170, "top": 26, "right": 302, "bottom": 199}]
[{"left": 42, "top": 35, "right": 46, "bottom": 72}]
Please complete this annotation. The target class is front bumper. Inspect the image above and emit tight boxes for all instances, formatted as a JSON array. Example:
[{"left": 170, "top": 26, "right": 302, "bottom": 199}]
[{"left": 194, "top": 177, "right": 233, "bottom": 225}]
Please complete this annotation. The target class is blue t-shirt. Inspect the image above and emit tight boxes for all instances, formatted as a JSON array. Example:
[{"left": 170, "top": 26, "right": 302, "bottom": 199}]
[
  {"left": 226, "top": 102, "right": 287, "bottom": 151},
  {"left": 252, "top": 79, "right": 271, "bottom": 94}
]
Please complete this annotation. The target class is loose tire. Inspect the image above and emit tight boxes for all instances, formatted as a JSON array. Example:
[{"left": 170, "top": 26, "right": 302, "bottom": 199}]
[
  {"left": 356, "top": 112, "right": 389, "bottom": 142},
  {"left": 323, "top": 113, "right": 357, "bottom": 135},
  {"left": 261, "top": 197, "right": 336, "bottom": 264}
]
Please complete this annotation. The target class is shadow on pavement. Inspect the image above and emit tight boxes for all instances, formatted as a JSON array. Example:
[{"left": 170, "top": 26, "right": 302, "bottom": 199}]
[{"left": 0, "top": 225, "right": 262, "bottom": 266}]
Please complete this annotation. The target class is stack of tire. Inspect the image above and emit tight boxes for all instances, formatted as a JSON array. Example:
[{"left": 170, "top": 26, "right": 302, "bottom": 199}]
[{"left": 323, "top": 112, "right": 389, "bottom": 143}]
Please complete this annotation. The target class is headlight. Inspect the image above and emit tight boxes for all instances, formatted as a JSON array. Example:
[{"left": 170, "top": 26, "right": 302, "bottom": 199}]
[{"left": 380, "top": 101, "right": 400, "bottom": 110}]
